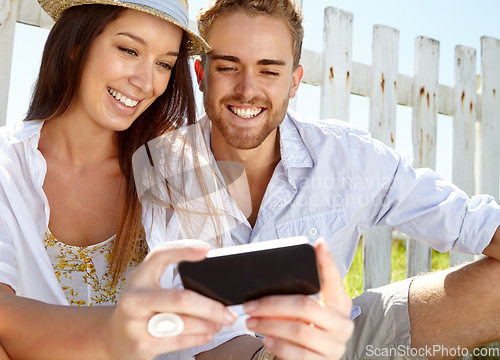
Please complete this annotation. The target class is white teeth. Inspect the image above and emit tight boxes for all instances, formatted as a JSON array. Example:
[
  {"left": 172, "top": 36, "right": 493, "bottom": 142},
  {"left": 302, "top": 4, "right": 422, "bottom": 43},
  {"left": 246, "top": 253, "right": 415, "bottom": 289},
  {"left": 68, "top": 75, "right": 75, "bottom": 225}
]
[
  {"left": 229, "top": 106, "right": 263, "bottom": 119},
  {"left": 107, "top": 87, "right": 139, "bottom": 108}
]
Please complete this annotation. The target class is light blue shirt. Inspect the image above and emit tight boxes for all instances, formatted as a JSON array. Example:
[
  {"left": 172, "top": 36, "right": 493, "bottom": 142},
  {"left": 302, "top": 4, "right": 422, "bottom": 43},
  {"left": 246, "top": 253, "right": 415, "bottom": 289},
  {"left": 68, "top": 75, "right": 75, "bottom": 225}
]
[
  {"left": 159, "top": 109, "right": 500, "bottom": 357},
  {"left": 200, "top": 108, "right": 500, "bottom": 279}
]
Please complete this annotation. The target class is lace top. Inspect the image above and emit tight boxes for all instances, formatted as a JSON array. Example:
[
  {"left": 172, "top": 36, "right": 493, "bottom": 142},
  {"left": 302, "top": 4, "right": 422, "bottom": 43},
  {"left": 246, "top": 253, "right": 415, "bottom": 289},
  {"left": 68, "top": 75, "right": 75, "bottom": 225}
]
[{"left": 43, "top": 231, "right": 147, "bottom": 306}]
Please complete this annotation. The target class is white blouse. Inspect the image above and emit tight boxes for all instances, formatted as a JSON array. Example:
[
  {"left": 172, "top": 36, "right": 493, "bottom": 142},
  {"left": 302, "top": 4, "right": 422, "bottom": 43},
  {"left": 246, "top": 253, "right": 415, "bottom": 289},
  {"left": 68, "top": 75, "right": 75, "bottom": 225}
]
[{"left": 0, "top": 120, "right": 250, "bottom": 359}]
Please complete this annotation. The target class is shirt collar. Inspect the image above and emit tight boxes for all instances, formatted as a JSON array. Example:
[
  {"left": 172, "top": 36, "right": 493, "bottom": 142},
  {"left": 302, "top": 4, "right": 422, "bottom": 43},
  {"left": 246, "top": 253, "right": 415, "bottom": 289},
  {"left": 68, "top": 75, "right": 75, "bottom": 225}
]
[
  {"left": 199, "top": 110, "right": 313, "bottom": 170},
  {"left": 279, "top": 109, "right": 314, "bottom": 170},
  {"left": 10, "top": 120, "right": 44, "bottom": 146}
]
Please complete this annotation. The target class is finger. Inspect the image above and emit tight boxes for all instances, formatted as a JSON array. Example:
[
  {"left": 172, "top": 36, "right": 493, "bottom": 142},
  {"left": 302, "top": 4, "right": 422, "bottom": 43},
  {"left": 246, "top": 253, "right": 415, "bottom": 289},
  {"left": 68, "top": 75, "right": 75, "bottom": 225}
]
[
  {"left": 244, "top": 294, "right": 335, "bottom": 331},
  {"left": 127, "top": 246, "right": 210, "bottom": 288},
  {"left": 246, "top": 316, "right": 331, "bottom": 354},
  {"left": 263, "top": 335, "right": 348, "bottom": 360},
  {"left": 170, "top": 314, "right": 223, "bottom": 336},
  {"left": 314, "top": 237, "right": 352, "bottom": 310},
  {"left": 120, "top": 287, "right": 236, "bottom": 326},
  {"left": 145, "top": 333, "right": 217, "bottom": 358}
]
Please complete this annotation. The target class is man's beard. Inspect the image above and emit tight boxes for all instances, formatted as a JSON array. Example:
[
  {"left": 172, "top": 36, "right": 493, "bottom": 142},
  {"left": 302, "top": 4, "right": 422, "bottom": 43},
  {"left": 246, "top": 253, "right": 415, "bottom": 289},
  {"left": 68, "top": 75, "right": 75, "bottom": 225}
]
[{"left": 205, "top": 94, "right": 289, "bottom": 150}]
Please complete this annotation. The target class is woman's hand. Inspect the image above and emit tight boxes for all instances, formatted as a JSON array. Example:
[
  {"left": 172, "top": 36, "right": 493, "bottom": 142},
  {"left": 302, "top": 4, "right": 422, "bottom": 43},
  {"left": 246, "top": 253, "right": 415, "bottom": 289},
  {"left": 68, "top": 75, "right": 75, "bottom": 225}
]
[
  {"left": 110, "top": 245, "right": 236, "bottom": 360},
  {"left": 244, "top": 238, "right": 354, "bottom": 360}
]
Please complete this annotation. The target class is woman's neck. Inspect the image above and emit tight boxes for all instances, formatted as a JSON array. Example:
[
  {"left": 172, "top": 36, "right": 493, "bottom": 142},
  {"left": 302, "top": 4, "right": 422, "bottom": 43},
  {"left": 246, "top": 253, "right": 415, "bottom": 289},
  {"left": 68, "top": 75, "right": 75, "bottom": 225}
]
[{"left": 38, "top": 115, "right": 119, "bottom": 166}]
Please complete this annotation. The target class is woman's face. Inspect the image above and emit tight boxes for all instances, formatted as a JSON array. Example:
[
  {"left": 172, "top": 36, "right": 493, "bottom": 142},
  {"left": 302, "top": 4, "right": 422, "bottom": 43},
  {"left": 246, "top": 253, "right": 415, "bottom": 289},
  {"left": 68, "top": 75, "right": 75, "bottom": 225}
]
[{"left": 73, "top": 9, "right": 183, "bottom": 132}]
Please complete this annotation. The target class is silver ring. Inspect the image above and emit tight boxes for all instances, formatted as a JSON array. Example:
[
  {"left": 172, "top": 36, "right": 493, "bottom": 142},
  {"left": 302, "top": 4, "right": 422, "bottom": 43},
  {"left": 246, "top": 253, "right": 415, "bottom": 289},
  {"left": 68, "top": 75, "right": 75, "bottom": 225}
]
[{"left": 147, "top": 313, "right": 185, "bottom": 338}]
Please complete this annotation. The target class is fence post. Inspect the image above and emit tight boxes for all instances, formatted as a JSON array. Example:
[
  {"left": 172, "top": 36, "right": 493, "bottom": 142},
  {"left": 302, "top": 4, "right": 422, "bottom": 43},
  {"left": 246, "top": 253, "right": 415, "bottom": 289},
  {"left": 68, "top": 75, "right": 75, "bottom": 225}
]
[
  {"left": 407, "top": 36, "right": 439, "bottom": 277},
  {"left": 320, "top": 7, "right": 352, "bottom": 121},
  {"left": 0, "top": 0, "right": 18, "bottom": 126},
  {"left": 450, "top": 46, "right": 477, "bottom": 266},
  {"left": 362, "top": 25, "right": 399, "bottom": 290},
  {"left": 477, "top": 36, "right": 500, "bottom": 201}
]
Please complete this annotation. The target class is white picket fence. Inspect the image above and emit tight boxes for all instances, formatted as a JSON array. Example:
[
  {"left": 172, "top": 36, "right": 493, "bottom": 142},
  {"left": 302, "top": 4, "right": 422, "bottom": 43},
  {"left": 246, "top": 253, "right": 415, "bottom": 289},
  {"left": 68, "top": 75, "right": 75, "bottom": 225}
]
[
  {"left": 294, "top": 7, "right": 500, "bottom": 291},
  {"left": 1, "top": 1, "right": 500, "bottom": 293}
]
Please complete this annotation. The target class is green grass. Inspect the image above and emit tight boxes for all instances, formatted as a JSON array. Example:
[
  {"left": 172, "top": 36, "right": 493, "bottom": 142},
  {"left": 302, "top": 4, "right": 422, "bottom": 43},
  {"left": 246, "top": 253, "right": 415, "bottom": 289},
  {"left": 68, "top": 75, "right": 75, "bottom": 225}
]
[
  {"left": 342, "top": 237, "right": 499, "bottom": 359},
  {"left": 343, "top": 237, "right": 449, "bottom": 298}
]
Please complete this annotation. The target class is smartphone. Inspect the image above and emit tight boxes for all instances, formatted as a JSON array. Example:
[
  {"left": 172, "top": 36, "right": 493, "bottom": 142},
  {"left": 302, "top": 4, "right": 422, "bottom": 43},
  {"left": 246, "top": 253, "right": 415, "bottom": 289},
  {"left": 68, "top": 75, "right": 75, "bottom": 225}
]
[{"left": 178, "top": 236, "right": 320, "bottom": 306}]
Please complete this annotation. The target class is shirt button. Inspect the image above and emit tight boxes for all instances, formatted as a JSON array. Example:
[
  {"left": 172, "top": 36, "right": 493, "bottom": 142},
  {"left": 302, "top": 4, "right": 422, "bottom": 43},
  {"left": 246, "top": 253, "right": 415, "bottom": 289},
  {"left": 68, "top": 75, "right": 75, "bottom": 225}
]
[{"left": 309, "top": 227, "right": 318, "bottom": 236}]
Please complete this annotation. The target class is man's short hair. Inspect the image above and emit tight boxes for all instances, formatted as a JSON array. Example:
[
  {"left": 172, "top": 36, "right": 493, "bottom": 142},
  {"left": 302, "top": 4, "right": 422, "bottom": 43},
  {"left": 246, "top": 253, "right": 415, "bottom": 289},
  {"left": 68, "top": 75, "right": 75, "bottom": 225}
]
[{"left": 197, "top": 0, "right": 304, "bottom": 68}]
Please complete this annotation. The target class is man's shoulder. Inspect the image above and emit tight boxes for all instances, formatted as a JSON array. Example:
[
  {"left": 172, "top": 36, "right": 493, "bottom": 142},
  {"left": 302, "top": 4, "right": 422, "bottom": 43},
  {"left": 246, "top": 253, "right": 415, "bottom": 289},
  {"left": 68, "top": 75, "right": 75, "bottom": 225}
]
[{"left": 286, "top": 109, "right": 372, "bottom": 141}]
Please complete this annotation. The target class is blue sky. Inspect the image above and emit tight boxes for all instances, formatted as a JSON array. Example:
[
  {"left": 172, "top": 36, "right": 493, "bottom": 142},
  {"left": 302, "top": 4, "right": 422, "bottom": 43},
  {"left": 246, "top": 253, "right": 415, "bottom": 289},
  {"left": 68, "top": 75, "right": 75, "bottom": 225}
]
[{"left": 7, "top": 0, "right": 500, "bottom": 182}]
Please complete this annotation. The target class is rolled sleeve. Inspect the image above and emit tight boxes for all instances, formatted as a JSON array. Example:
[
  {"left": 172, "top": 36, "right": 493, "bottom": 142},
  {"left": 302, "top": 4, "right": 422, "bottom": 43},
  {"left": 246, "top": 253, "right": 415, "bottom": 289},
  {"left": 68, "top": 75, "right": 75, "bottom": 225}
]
[{"left": 454, "top": 195, "right": 500, "bottom": 254}]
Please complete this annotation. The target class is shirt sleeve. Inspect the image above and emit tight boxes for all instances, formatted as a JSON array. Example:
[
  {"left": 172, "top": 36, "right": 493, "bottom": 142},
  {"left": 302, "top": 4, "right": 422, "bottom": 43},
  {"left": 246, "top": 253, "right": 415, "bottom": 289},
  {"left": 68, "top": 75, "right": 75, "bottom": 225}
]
[
  {"left": 0, "top": 206, "right": 18, "bottom": 291},
  {"left": 357, "top": 133, "right": 500, "bottom": 254}
]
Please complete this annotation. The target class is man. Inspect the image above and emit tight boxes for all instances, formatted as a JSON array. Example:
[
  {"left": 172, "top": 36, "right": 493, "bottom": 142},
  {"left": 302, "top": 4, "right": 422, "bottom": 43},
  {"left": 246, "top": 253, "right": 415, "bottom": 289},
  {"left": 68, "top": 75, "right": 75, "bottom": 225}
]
[{"left": 192, "top": 0, "right": 500, "bottom": 359}]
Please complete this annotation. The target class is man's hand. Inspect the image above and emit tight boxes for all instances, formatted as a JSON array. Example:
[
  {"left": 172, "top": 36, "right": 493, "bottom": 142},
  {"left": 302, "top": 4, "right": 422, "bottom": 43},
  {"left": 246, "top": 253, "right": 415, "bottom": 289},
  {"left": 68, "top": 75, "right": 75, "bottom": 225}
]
[{"left": 244, "top": 238, "right": 354, "bottom": 360}]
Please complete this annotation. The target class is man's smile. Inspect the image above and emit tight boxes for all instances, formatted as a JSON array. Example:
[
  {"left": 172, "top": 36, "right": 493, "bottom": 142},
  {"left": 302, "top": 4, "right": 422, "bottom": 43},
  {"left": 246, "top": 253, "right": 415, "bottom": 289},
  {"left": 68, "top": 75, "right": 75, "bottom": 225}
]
[{"left": 227, "top": 105, "right": 265, "bottom": 119}]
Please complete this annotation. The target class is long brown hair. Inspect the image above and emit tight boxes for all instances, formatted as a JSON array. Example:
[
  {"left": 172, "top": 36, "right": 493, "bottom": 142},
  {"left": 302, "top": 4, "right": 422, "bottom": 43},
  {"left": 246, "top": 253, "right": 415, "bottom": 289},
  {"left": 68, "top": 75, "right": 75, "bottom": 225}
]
[{"left": 26, "top": 4, "right": 198, "bottom": 282}]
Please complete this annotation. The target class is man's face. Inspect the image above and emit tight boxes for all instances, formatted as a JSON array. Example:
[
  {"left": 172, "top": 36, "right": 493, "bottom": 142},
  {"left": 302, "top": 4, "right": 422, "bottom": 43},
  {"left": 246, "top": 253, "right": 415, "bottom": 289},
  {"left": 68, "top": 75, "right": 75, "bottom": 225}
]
[{"left": 198, "top": 11, "right": 303, "bottom": 151}]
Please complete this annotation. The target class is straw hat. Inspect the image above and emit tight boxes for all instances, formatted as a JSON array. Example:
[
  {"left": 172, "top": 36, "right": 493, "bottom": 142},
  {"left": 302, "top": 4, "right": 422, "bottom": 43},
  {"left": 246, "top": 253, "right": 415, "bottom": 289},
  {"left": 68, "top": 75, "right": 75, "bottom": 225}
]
[{"left": 38, "top": 0, "right": 211, "bottom": 55}]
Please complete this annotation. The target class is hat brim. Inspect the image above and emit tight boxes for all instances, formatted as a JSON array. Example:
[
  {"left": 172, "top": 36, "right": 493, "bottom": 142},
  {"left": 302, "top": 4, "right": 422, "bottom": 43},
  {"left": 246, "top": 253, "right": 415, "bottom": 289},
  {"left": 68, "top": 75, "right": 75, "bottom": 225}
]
[{"left": 38, "top": 0, "right": 211, "bottom": 55}]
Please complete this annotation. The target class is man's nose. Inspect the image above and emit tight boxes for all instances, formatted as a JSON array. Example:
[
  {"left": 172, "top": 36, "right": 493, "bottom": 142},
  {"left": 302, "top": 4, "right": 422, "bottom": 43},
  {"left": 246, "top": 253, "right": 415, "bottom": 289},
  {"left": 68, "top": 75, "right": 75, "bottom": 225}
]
[{"left": 234, "top": 70, "right": 259, "bottom": 99}]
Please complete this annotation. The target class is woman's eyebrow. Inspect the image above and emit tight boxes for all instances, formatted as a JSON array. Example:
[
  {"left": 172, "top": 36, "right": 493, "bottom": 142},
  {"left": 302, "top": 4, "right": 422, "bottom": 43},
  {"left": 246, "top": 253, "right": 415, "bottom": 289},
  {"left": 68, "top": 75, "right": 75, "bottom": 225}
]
[{"left": 116, "top": 32, "right": 179, "bottom": 56}]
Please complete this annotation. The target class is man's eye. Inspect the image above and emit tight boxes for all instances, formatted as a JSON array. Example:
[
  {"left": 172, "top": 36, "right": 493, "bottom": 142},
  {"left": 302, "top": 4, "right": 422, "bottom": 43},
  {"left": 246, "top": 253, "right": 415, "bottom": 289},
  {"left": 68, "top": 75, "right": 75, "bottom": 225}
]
[
  {"left": 218, "top": 66, "right": 235, "bottom": 72},
  {"left": 263, "top": 71, "right": 279, "bottom": 76}
]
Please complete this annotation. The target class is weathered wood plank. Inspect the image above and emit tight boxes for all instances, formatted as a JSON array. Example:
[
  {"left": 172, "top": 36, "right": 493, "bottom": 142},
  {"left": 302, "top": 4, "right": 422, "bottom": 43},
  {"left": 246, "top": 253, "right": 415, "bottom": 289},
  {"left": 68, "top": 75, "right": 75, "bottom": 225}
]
[
  {"left": 363, "top": 25, "right": 399, "bottom": 290},
  {"left": 477, "top": 36, "right": 500, "bottom": 200},
  {"left": 16, "top": 0, "right": 53, "bottom": 28},
  {"left": 407, "top": 36, "right": 439, "bottom": 277},
  {"left": 320, "top": 6, "right": 352, "bottom": 121},
  {"left": 450, "top": 45, "right": 477, "bottom": 266}
]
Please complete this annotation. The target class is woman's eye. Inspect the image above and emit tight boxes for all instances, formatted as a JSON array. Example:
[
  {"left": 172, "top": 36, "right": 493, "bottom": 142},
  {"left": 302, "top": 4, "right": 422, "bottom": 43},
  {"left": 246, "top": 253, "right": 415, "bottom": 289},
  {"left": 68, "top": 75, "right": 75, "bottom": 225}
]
[
  {"left": 158, "top": 62, "right": 173, "bottom": 71},
  {"left": 119, "top": 47, "right": 137, "bottom": 56}
]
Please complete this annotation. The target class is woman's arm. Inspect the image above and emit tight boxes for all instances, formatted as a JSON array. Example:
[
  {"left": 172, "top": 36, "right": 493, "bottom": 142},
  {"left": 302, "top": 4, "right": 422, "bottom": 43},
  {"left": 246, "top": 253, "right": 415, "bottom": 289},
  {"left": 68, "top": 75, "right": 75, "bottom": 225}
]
[{"left": 0, "top": 246, "right": 236, "bottom": 360}]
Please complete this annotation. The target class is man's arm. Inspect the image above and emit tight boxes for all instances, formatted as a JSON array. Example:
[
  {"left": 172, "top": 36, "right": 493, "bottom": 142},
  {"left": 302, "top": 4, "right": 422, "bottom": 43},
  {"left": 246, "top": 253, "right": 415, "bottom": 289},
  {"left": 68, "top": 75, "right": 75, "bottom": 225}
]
[
  {"left": 196, "top": 335, "right": 264, "bottom": 360},
  {"left": 482, "top": 225, "right": 500, "bottom": 261}
]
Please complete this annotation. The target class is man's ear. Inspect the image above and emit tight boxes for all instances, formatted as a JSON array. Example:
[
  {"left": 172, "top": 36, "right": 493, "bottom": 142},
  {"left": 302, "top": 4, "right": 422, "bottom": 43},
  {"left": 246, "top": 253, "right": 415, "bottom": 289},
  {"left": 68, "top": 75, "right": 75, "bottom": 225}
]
[
  {"left": 289, "top": 64, "right": 304, "bottom": 99},
  {"left": 194, "top": 59, "right": 205, "bottom": 92}
]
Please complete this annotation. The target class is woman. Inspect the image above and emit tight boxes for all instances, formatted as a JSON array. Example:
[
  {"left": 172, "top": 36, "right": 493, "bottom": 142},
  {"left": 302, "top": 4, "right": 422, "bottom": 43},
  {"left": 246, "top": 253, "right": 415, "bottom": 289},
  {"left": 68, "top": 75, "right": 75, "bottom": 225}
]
[{"left": 0, "top": 0, "right": 236, "bottom": 358}]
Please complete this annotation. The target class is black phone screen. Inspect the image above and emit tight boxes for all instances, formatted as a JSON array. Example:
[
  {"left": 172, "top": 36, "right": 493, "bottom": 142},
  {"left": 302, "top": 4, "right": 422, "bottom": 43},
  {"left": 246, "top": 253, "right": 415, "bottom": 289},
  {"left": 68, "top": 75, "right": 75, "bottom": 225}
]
[{"left": 179, "top": 241, "right": 320, "bottom": 306}]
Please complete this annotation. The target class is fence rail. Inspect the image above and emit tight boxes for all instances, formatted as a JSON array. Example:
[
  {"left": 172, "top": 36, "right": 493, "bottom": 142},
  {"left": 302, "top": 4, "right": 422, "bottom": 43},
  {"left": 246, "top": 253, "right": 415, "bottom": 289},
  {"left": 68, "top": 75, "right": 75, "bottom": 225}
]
[{"left": 1, "top": 0, "right": 500, "bottom": 292}]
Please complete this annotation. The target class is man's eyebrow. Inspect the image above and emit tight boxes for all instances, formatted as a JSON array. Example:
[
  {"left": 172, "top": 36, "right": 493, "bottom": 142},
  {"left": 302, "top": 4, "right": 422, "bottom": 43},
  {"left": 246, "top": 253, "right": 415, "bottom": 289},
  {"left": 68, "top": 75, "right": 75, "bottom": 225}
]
[
  {"left": 257, "top": 59, "right": 287, "bottom": 66},
  {"left": 209, "top": 54, "right": 240, "bottom": 63},
  {"left": 116, "top": 32, "right": 179, "bottom": 56},
  {"left": 209, "top": 54, "right": 286, "bottom": 67}
]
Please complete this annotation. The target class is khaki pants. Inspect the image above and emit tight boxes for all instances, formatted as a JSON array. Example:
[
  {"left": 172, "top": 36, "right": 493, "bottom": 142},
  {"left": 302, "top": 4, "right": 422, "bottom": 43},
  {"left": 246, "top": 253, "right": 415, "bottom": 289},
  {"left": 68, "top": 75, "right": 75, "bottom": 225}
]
[{"left": 343, "top": 277, "right": 428, "bottom": 360}]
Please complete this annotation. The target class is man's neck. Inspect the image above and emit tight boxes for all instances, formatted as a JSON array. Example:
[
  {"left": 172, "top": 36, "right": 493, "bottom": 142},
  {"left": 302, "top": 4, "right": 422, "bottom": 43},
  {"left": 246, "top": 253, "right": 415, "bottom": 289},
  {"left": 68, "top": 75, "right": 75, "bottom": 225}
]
[{"left": 211, "top": 128, "right": 281, "bottom": 227}]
